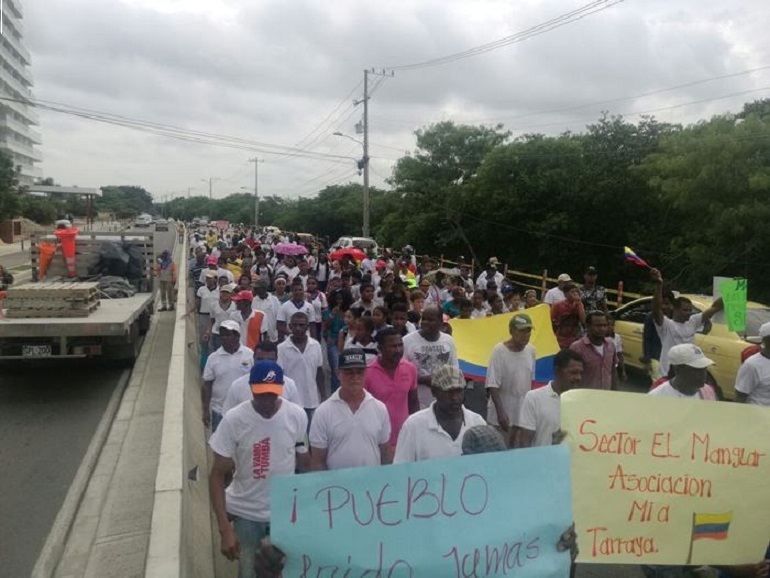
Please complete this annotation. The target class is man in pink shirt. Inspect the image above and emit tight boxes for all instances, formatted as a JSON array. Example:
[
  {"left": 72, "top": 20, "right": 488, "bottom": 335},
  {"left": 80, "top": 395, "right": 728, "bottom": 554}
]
[{"left": 364, "top": 327, "right": 420, "bottom": 446}]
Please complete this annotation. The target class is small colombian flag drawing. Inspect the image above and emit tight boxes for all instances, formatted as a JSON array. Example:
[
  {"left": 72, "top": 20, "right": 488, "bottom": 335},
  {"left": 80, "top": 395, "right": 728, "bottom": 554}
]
[
  {"left": 692, "top": 512, "right": 732, "bottom": 540},
  {"left": 624, "top": 246, "right": 650, "bottom": 268},
  {"left": 686, "top": 512, "right": 733, "bottom": 563}
]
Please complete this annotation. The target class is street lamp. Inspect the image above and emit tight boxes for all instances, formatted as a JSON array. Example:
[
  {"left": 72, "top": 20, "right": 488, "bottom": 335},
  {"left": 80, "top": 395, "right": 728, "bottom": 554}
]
[
  {"left": 333, "top": 131, "right": 370, "bottom": 237},
  {"left": 201, "top": 177, "right": 219, "bottom": 199}
]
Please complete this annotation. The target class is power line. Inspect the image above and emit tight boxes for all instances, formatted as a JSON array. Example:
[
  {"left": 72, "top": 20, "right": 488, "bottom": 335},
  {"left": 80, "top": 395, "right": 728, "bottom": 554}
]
[
  {"left": 292, "top": 79, "right": 363, "bottom": 150},
  {"left": 5, "top": 95, "right": 359, "bottom": 164},
  {"left": 372, "top": 64, "right": 770, "bottom": 128},
  {"left": 384, "top": 0, "right": 625, "bottom": 71}
]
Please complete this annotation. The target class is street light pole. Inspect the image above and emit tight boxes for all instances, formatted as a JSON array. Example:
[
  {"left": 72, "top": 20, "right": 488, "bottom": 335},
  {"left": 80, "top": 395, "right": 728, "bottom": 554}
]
[
  {"left": 249, "top": 158, "right": 264, "bottom": 230},
  {"left": 362, "top": 69, "right": 370, "bottom": 238}
]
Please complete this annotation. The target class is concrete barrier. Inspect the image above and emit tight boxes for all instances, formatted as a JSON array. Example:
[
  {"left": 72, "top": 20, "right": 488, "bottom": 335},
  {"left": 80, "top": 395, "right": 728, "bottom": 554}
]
[{"left": 145, "top": 244, "right": 215, "bottom": 577}]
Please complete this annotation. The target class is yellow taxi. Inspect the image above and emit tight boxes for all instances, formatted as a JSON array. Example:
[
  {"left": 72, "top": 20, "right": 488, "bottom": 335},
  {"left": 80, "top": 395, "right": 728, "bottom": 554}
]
[{"left": 613, "top": 294, "right": 770, "bottom": 399}]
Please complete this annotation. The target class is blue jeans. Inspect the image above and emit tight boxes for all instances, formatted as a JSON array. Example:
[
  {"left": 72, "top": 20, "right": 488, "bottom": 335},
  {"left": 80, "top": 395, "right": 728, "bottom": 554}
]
[
  {"left": 327, "top": 342, "right": 340, "bottom": 393},
  {"left": 231, "top": 516, "right": 269, "bottom": 578}
]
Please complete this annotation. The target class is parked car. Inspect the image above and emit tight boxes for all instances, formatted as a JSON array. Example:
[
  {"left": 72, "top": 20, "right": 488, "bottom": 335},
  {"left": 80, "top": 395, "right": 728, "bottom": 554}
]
[
  {"left": 330, "top": 236, "right": 379, "bottom": 253},
  {"left": 134, "top": 214, "right": 153, "bottom": 227},
  {"left": 613, "top": 294, "right": 770, "bottom": 399},
  {"left": 154, "top": 218, "right": 169, "bottom": 231}
]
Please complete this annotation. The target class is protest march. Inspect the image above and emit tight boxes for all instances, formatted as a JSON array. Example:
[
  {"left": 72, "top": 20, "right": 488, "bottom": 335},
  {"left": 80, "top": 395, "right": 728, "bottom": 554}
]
[{"left": 189, "top": 226, "right": 770, "bottom": 578}]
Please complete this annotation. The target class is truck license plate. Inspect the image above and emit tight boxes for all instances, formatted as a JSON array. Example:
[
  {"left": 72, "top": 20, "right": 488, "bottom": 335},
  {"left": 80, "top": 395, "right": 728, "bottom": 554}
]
[{"left": 22, "top": 345, "right": 52, "bottom": 358}]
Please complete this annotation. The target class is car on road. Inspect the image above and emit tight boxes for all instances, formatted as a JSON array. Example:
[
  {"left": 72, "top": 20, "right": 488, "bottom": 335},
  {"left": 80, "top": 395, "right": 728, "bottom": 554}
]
[
  {"left": 330, "top": 236, "right": 379, "bottom": 254},
  {"left": 154, "top": 218, "right": 169, "bottom": 231},
  {"left": 134, "top": 214, "right": 153, "bottom": 227},
  {"left": 613, "top": 294, "right": 770, "bottom": 399}
]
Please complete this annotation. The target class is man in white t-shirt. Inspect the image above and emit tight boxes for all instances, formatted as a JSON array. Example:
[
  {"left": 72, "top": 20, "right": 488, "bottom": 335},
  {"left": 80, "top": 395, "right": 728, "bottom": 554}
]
[
  {"left": 403, "top": 306, "right": 460, "bottom": 408},
  {"left": 486, "top": 313, "right": 536, "bottom": 445},
  {"left": 648, "top": 343, "right": 717, "bottom": 400},
  {"left": 310, "top": 348, "right": 392, "bottom": 470},
  {"left": 222, "top": 341, "right": 303, "bottom": 413},
  {"left": 735, "top": 322, "right": 770, "bottom": 405},
  {"left": 202, "top": 320, "right": 254, "bottom": 432},
  {"left": 475, "top": 258, "right": 504, "bottom": 291},
  {"left": 517, "top": 349, "right": 584, "bottom": 448},
  {"left": 543, "top": 273, "right": 571, "bottom": 306},
  {"left": 252, "top": 280, "right": 281, "bottom": 343},
  {"left": 209, "top": 361, "right": 308, "bottom": 577},
  {"left": 651, "top": 268, "right": 723, "bottom": 377},
  {"left": 277, "top": 279, "right": 317, "bottom": 339},
  {"left": 394, "top": 364, "right": 486, "bottom": 463},
  {"left": 277, "top": 312, "right": 325, "bottom": 424}
]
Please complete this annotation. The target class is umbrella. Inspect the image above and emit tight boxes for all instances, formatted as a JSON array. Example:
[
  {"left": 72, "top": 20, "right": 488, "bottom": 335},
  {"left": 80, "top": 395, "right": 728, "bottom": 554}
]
[
  {"left": 274, "top": 242, "right": 308, "bottom": 256},
  {"left": 330, "top": 247, "right": 366, "bottom": 262},
  {"left": 423, "top": 267, "right": 461, "bottom": 282}
]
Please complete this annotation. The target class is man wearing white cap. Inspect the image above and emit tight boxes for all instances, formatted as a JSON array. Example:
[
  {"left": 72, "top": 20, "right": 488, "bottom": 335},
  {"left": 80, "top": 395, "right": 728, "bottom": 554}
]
[
  {"left": 544, "top": 273, "right": 572, "bottom": 306},
  {"left": 735, "top": 322, "right": 770, "bottom": 405},
  {"left": 647, "top": 343, "right": 717, "bottom": 400},
  {"left": 203, "top": 319, "right": 254, "bottom": 432}
]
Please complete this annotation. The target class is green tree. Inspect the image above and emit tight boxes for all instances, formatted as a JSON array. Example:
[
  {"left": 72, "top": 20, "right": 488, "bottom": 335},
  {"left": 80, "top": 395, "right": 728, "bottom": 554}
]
[{"left": 0, "top": 151, "right": 21, "bottom": 221}]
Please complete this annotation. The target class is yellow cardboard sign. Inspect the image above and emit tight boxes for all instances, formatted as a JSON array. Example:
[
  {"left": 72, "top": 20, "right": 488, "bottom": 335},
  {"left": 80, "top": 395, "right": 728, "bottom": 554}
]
[{"left": 561, "top": 390, "right": 770, "bottom": 565}]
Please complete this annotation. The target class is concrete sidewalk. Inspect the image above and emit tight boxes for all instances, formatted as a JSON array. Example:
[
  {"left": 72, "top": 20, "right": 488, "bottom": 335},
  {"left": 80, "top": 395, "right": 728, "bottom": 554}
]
[{"left": 52, "top": 307, "right": 176, "bottom": 578}]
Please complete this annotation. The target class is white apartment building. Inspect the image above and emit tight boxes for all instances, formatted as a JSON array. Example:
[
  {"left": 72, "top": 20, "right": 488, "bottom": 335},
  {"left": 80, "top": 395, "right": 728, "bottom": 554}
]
[{"left": 0, "top": 0, "right": 41, "bottom": 186}]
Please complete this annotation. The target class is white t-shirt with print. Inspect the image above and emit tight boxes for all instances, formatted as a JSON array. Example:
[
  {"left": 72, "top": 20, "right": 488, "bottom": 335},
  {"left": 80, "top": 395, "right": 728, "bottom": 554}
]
[
  {"left": 656, "top": 313, "right": 704, "bottom": 375},
  {"left": 735, "top": 352, "right": 770, "bottom": 406},
  {"left": 309, "top": 390, "right": 391, "bottom": 470},
  {"left": 485, "top": 343, "right": 536, "bottom": 427},
  {"left": 518, "top": 383, "right": 560, "bottom": 447},
  {"left": 209, "top": 400, "right": 307, "bottom": 522},
  {"left": 403, "top": 331, "right": 460, "bottom": 378},
  {"left": 203, "top": 345, "right": 254, "bottom": 413}
]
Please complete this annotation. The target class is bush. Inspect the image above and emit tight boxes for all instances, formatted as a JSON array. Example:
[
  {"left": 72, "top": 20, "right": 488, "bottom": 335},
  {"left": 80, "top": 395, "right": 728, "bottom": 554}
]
[{"left": 20, "top": 196, "right": 58, "bottom": 225}]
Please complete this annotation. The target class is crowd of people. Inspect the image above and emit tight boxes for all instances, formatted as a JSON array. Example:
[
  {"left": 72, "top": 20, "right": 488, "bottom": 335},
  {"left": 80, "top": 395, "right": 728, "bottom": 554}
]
[{"left": 187, "top": 225, "right": 770, "bottom": 578}]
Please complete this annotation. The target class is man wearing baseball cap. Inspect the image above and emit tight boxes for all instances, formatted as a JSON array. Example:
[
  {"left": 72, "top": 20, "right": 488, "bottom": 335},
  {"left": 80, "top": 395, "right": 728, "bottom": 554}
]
[
  {"left": 544, "top": 273, "right": 572, "bottom": 306},
  {"left": 394, "top": 364, "right": 486, "bottom": 463},
  {"left": 206, "top": 283, "right": 240, "bottom": 353},
  {"left": 486, "top": 313, "right": 537, "bottom": 446},
  {"left": 232, "top": 289, "right": 265, "bottom": 351},
  {"left": 309, "top": 348, "right": 392, "bottom": 470},
  {"left": 648, "top": 343, "right": 717, "bottom": 400},
  {"left": 735, "top": 321, "right": 770, "bottom": 405},
  {"left": 209, "top": 360, "right": 308, "bottom": 576}
]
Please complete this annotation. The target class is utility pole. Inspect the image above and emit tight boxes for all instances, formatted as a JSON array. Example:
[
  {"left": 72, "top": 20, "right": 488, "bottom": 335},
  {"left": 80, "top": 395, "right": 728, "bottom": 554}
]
[
  {"left": 249, "top": 158, "right": 264, "bottom": 231},
  {"left": 202, "top": 177, "right": 219, "bottom": 199},
  {"left": 357, "top": 68, "right": 393, "bottom": 238},
  {"left": 362, "top": 69, "right": 370, "bottom": 238},
  {"left": 187, "top": 187, "right": 192, "bottom": 199}
]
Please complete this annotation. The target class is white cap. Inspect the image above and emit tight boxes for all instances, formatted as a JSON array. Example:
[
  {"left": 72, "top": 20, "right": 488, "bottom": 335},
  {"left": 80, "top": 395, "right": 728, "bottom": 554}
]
[
  {"left": 667, "top": 344, "right": 714, "bottom": 369},
  {"left": 220, "top": 320, "right": 241, "bottom": 333},
  {"left": 760, "top": 322, "right": 770, "bottom": 339},
  {"left": 557, "top": 273, "right": 572, "bottom": 282},
  {"left": 220, "top": 283, "right": 237, "bottom": 293}
]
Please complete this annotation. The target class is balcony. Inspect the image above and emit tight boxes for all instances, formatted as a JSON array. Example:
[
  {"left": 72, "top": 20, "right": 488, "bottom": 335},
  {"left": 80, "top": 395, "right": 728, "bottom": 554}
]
[
  {"left": 5, "top": 0, "right": 23, "bottom": 19},
  {"left": 1, "top": 97, "right": 38, "bottom": 125},
  {"left": 0, "top": 27, "right": 31, "bottom": 65},
  {"left": 0, "top": 114, "right": 41, "bottom": 143},
  {"left": 0, "top": 60, "right": 31, "bottom": 100},
  {"left": 0, "top": 135, "right": 42, "bottom": 162}
]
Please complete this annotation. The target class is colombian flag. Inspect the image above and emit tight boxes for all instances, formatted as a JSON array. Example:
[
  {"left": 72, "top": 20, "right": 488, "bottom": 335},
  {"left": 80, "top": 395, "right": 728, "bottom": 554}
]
[
  {"left": 449, "top": 304, "right": 560, "bottom": 386},
  {"left": 692, "top": 512, "right": 732, "bottom": 541},
  {"left": 624, "top": 246, "right": 650, "bottom": 268}
]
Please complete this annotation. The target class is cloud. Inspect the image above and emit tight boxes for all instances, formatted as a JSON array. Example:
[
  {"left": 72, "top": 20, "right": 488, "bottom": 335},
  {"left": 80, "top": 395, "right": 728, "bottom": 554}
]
[{"left": 20, "top": 0, "right": 770, "bottom": 201}]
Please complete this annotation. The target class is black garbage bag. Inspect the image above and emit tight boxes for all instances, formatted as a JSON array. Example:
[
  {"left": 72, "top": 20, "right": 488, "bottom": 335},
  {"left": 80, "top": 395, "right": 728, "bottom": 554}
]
[
  {"left": 123, "top": 243, "right": 145, "bottom": 281},
  {"left": 89, "top": 241, "right": 129, "bottom": 277}
]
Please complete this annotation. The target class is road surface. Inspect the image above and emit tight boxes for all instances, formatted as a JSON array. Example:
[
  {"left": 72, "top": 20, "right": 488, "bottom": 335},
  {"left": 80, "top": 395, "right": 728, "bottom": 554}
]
[{"left": 0, "top": 225, "right": 174, "bottom": 577}]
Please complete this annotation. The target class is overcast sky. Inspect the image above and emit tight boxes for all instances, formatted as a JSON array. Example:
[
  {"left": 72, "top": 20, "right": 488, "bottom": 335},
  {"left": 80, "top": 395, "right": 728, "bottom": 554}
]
[{"left": 22, "top": 0, "right": 770, "bottom": 200}]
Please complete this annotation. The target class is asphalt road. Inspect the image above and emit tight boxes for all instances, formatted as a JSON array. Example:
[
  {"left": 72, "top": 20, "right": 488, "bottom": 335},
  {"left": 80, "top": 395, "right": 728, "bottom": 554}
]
[
  {"left": 0, "top": 364, "right": 128, "bottom": 578},
  {"left": 0, "top": 225, "right": 176, "bottom": 577}
]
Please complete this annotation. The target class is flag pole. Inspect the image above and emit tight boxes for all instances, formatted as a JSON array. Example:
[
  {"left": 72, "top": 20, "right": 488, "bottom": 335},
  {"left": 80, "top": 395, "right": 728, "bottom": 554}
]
[{"left": 686, "top": 512, "right": 695, "bottom": 565}]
